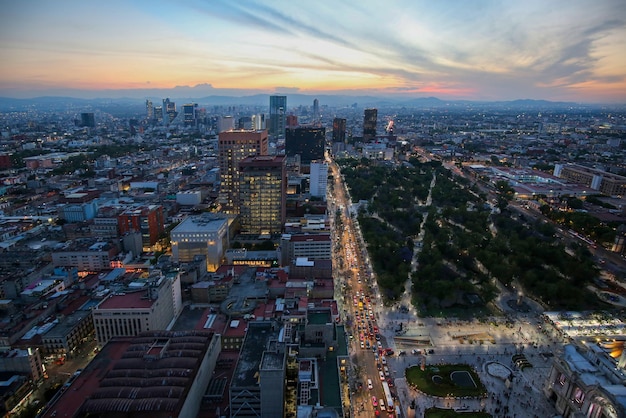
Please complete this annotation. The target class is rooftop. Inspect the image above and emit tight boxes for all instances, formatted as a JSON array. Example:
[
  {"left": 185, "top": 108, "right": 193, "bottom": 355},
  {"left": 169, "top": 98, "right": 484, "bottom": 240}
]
[
  {"left": 97, "top": 289, "right": 155, "bottom": 310},
  {"left": 41, "top": 330, "right": 216, "bottom": 418},
  {"left": 231, "top": 321, "right": 280, "bottom": 388},
  {"left": 171, "top": 213, "right": 228, "bottom": 234},
  {"left": 260, "top": 350, "right": 285, "bottom": 371},
  {"left": 308, "top": 310, "right": 332, "bottom": 325}
]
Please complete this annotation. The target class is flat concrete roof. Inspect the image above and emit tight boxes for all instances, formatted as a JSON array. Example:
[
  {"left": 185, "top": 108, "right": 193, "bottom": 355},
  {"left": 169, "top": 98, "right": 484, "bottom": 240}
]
[
  {"left": 97, "top": 289, "right": 154, "bottom": 310},
  {"left": 231, "top": 322, "right": 280, "bottom": 388}
]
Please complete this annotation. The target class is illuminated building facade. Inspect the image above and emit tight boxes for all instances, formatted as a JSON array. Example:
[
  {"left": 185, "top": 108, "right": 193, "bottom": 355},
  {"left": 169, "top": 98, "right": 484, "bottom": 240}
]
[
  {"left": 218, "top": 129, "right": 269, "bottom": 213},
  {"left": 238, "top": 155, "right": 286, "bottom": 235},
  {"left": 170, "top": 213, "right": 229, "bottom": 272}
]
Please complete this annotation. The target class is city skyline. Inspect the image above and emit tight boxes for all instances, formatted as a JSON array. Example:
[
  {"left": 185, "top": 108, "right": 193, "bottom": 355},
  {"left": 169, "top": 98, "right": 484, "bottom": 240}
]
[{"left": 1, "top": 0, "right": 625, "bottom": 103}]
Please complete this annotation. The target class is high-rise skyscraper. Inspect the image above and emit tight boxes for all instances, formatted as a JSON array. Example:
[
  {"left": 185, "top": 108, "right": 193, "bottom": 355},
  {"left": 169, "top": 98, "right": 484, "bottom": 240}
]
[
  {"left": 309, "top": 160, "right": 328, "bottom": 200},
  {"left": 182, "top": 103, "right": 197, "bottom": 127},
  {"left": 363, "top": 108, "right": 378, "bottom": 141},
  {"left": 145, "top": 100, "right": 154, "bottom": 121},
  {"left": 285, "top": 126, "right": 326, "bottom": 164},
  {"left": 218, "top": 116, "right": 235, "bottom": 133},
  {"left": 218, "top": 130, "right": 269, "bottom": 213},
  {"left": 252, "top": 114, "right": 265, "bottom": 131},
  {"left": 162, "top": 98, "right": 177, "bottom": 126},
  {"left": 313, "top": 98, "right": 320, "bottom": 122},
  {"left": 269, "top": 95, "right": 287, "bottom": 139},
  {"left": 332, "top": 118, "right": 346, "bottom": 143},
  {"left": 80, "top": 113, "right": 95, "bottom": 128},
  {"left": 238, "top": 155, "right": 286, "bottom": 235},
  {"left": 154, "top": 106, "right": 163, "bottom": 124}
]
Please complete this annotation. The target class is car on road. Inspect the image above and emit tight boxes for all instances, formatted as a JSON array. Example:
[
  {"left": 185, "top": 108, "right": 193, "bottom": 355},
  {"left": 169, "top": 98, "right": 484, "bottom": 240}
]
[
  {"left": 367, "top": 379, "right": 373, "bottom": 390},
  {"left": 371, "top": 396, "right": 378, "bottom": 407},
  {"left": 379, "top": 371, "right": 385, "bottom": 381}
]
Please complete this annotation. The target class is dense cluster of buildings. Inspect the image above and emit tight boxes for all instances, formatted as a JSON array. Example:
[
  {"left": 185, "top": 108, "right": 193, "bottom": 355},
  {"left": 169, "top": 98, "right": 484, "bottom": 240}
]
[{"left": 0, "top": 95, "right": 625, "bottom": 416}]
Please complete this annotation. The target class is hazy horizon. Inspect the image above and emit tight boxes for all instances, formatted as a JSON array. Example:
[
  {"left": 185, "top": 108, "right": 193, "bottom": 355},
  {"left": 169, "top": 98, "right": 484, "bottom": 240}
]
[{"left": 1, "top": 1, "right": 625, "bottom": 103}]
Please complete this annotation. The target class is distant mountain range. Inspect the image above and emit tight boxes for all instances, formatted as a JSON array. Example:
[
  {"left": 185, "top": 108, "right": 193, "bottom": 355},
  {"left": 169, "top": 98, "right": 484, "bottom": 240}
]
[{"left": 0, "top": 94, "right": 622, "bottom": 114}]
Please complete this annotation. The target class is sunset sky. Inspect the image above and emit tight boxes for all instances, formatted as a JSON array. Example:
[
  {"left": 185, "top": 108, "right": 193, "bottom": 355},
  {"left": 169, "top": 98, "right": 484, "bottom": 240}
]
[{"left": 1, "top": 0, "right": 625, "bottom": 102}]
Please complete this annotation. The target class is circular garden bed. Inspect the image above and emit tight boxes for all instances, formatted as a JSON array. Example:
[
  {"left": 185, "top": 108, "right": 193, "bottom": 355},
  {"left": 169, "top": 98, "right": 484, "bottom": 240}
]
[{"left": 406, "top": 364, "right": 486, "bottom": 398}]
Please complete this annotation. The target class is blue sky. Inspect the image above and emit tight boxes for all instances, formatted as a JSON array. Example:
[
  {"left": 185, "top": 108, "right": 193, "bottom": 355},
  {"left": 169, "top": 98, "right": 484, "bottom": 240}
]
[{"left": 1, "top": 0, "right": 625, "bottom": 102}]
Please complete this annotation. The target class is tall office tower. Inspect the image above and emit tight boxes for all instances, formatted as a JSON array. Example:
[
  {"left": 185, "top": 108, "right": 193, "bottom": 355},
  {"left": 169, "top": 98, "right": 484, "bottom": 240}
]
[
  {"left": 162, "top": 98, "right": 177, "bottom": 126},
  {"left": 145, "top": 99, "right": 154, "bottom": 120},
  {"left": 332, "top": 117, "right": 346, "bottom": 142},
  {"left": 252, "top": 113, "right": 265, "bottom": 130},
  {"left": 182, "top": 103, "right": 197, "bottom": 127},
  {"left": 309, "top": 160, "right": 328, "bottom": 200},
  {"left": 285, "top": 126, "right": 326, "bottom": 164},
  {"left": 313, "top": 98, "right": 320, "bottom": 122},
  {"left": 154, "top": 105, "right": 163, "bottom": 124},
  {"left": 363, "top": 108, "right": 378, "bottom": 141},
  {"left": 269, "top": 95, "right": 287, "bottom": 139},
  {"left": 80, "top": 112, "right": 95, "bottom": 128},
  {"left": 218, "top": 130, "right": 269, "bottom": 213},
  {"left": 238, "top": 155, "right": 286, "bottom": 235},
  {"left": 218, "top": 116, "right": 235, "bottom": 133}
]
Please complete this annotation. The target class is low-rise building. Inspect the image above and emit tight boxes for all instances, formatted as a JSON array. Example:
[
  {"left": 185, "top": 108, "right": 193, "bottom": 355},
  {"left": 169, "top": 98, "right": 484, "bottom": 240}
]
[
  {"left": 555, "top": 163, "right": 626, "bottom": 197},
  {"left": 0, "top": 348, "right": 44, "bottom": 382},
  {"left": 545, "top": 343, "right": 626, "bottom": 418},
  {"left": 51, "top": 240, "right": 119, "bottom": 271},
  {"left": 280, "top": 233, "right": 332, "bottom": 266},
  {"left": 40, "top": 330, "right": 220, "bottom": 418},
  {"left": 41, "top": 310, "right": 94, "bottom": 358},
  {"left": 170, "top": 213, "right": 229, "bottom": 272},
  {"left": 190, "top": 273, "right": 233, "bottom": 304}
]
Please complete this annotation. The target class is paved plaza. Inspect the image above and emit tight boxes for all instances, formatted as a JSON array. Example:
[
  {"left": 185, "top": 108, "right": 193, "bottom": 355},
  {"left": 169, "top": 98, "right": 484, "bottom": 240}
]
[{"left": 374, "top": 286, "right": 564, "bottom": 417}]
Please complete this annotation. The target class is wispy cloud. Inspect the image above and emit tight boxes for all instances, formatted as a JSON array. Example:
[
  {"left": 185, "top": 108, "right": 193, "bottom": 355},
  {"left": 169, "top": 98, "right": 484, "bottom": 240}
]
[{"left": 0, "top": 0, "right": 624, "bottom": 101}]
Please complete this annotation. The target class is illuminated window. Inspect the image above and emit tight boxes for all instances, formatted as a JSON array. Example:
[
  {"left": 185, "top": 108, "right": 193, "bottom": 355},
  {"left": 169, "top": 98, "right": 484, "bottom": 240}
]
[{"left": 573, "top": 387, "right": 584, "bottom": 404}]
